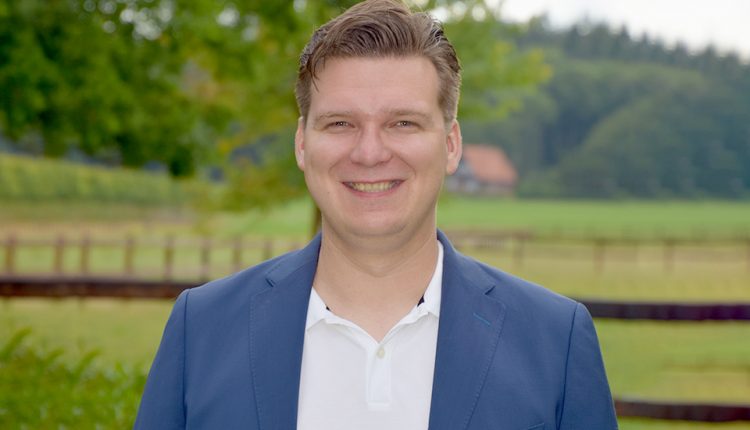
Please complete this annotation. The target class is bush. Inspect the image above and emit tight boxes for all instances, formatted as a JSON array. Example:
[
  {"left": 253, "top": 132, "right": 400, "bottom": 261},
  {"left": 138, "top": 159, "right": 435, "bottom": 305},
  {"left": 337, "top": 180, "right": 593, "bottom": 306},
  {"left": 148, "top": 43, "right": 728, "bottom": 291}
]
[
  {"left": 0, "top": 153, "right": 212, "bottom": 206},
  {"left": 0, "top": 329, "right": 146, "bottom": 429}
]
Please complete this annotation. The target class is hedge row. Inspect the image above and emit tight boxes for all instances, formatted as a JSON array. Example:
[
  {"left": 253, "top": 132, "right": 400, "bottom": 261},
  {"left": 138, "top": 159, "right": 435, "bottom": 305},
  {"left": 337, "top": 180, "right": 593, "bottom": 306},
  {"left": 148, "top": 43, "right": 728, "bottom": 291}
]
[
  {"left": 0, "top": 329, "right": 145, "bottom": 428},
  {"left": 0, "top": 153, "right": 210, "bottom": 206}
]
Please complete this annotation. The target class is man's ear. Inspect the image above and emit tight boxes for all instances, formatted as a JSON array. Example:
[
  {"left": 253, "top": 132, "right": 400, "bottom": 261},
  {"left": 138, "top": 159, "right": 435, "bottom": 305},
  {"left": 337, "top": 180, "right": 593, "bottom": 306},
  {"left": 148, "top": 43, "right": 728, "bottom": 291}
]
[
  {"left": 445, "top": 120, "right": 462, "bottom": 175},
  {"left": 294, "top": 117, "right": 306, "bottom": 171}
]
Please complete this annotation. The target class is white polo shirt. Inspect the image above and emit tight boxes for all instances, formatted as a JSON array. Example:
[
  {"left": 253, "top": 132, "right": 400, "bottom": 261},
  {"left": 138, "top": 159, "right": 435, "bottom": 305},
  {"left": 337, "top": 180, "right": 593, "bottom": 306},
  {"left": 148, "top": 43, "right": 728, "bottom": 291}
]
[{"left": 297, "top": 243, "right": 443, "bottom": 430}]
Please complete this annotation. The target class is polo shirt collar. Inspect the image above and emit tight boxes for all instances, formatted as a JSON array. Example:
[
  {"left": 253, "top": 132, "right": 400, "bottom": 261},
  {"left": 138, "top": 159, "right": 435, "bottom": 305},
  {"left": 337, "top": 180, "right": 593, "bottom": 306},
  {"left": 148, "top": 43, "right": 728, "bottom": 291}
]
[{"left": 305, "top": 241, "right": 444, "bottom": 330}]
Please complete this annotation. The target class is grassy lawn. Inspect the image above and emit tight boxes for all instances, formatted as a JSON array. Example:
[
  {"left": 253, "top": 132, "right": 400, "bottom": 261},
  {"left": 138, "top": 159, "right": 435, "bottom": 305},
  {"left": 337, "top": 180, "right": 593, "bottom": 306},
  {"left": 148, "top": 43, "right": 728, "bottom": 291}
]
[
  {"left": 2, "top": 299, "right": 749, "bottom": 402},
  {"left": 0, "top": 298, "right": 172, "bottom": 371},
  {"left": 2, "top": 299, "right": 749, "bottom": 430},
  {"left": 437, "top": 197, "right": 750, "bottom": 238},
  {"left": 3, "top": 196, "right": 750, "bottom": 238}
]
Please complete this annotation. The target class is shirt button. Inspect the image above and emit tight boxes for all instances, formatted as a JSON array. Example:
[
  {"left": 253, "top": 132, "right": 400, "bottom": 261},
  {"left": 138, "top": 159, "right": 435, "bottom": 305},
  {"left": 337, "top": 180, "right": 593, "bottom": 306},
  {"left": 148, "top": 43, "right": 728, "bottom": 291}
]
[{"left": 377, "top": 347, "right": 385, "bottom": 358}]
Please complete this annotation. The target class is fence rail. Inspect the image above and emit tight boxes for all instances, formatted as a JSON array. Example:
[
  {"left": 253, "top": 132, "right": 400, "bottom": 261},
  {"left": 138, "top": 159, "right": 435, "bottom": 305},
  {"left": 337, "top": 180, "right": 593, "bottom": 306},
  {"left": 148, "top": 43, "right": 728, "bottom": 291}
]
[
  {"left": 614, "top": 398, "right": 750, "bottom": 422},
  {"left": 3, "top": 274, "right": 750, "bottom": 321},
  {"left": 2, "top": 231, "right": 749, "bottom": 279},
  {"left": 0, "top": 234, "right": 302, "bottom": 280}
]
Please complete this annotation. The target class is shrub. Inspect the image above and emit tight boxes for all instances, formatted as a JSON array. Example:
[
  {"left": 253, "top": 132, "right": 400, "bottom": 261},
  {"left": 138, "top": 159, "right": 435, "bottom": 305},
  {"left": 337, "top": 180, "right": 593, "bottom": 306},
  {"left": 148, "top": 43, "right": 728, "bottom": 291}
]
[
  {"left": 0, "top": 153, "right": 211, "bottom": 206},
  {"left": 0, "top": 329, "right": 146, "bottom": 429}
]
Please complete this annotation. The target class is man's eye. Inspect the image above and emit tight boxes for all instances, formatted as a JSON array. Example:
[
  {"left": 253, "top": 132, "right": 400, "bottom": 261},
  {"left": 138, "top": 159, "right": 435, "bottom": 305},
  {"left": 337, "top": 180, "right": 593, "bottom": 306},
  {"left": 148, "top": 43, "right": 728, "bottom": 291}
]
[
  {"left": 395, "top": 120, "right": 414, "bottom": 127},
  {"left": 330, "top": 121, "right": 350, "bottom": 128}
]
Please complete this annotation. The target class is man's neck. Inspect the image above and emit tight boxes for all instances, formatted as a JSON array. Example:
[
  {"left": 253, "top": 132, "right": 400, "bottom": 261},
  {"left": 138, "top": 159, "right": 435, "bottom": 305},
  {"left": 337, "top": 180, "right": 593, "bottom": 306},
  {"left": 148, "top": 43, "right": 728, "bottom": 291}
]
[{"left": 312, "top": 225, "right": 440, "bottom": 341}]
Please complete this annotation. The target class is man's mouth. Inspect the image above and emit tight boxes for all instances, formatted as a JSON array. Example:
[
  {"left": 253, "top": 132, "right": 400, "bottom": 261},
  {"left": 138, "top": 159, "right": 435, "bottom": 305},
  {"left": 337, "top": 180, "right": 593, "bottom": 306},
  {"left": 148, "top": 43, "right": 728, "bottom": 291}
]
[{"left": 344, "top": 181, "right": 401, "bottom": 193}]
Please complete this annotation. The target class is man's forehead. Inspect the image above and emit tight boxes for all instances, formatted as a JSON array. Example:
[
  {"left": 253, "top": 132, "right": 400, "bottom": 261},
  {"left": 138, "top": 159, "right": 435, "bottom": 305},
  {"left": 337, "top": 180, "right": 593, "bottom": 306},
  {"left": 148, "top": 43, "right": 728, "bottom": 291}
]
[{"left": 307, "top": 57, "right": 441, "bottom": 115}]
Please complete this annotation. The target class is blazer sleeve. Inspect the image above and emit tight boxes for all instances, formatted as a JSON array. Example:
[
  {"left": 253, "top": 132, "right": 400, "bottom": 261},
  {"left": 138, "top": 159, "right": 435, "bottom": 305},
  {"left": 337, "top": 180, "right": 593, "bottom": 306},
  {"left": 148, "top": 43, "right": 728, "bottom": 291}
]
[
  {"left": 133, "top": 290, "right": 188, "bottom": 430},
  {"left": 558, "top": 303, "right": 619, "bottom": 430}
]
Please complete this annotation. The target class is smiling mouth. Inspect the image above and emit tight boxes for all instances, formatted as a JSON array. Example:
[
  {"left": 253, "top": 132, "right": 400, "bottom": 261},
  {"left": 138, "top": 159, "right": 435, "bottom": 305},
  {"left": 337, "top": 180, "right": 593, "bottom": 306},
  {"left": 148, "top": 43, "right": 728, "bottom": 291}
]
[{"left": 344, "top": 181, "right": 401, "bottom": 193}]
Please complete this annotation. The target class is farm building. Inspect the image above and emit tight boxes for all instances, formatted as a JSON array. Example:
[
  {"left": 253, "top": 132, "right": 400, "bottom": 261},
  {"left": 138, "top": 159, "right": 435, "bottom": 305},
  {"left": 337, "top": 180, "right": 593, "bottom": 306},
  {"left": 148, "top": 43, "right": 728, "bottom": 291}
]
[{"left": 446, "top": 144, "right": 518, "bottom": 196}]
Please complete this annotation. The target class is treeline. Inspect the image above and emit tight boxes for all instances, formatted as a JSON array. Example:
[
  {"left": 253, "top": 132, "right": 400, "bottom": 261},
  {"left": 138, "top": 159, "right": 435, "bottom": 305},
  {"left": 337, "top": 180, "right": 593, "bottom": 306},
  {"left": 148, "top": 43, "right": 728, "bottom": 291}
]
[{"left": 463, "top": 20, "right": 750, "bottom": 199}]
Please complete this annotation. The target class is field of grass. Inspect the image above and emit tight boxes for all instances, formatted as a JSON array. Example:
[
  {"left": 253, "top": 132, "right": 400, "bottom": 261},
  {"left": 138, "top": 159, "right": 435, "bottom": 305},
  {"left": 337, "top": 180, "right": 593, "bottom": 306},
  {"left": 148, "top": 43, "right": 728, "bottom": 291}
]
[
  {"left": 3, "top": 299, "right": 749, "bottom": 402},
  {"left": 3, "top": 196, "right": 750, "bottom": 238},
  {"left": 1, "top": 198, "right": 749, "bottom": 428},
  {"left": 2, "top": 299, "right": 749, "bottom": 430},
  {"left": 438, "top": 197, "right": 750, "bottom": 238}
]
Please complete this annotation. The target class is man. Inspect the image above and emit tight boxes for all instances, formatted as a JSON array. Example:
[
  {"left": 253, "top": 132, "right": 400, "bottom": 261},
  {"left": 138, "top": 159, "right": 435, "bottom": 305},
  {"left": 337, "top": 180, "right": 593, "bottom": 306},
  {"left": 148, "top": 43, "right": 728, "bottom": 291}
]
[{"left": 135, "top": 1, "right": 618, "bottom": 429}]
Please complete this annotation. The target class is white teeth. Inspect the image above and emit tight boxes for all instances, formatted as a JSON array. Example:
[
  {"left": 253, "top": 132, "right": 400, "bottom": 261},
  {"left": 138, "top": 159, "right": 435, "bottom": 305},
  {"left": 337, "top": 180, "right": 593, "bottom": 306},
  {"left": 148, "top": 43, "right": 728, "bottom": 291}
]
[{"left": 347, "top": 181, "right": 398, "bottom": 193}]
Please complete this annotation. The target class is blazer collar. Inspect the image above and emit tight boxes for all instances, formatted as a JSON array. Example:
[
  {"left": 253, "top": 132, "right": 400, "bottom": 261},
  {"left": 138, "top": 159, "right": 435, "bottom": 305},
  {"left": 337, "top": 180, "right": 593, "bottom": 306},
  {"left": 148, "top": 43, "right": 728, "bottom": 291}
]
[
  {"left": 428, "top": 230, "right": 507, "bottom": 430},
  {"left": 249, "top": 234, "right": 321, "bottom": 430},
  {"left": 248, "top": 232, "right": 507, "bottom": 430}
]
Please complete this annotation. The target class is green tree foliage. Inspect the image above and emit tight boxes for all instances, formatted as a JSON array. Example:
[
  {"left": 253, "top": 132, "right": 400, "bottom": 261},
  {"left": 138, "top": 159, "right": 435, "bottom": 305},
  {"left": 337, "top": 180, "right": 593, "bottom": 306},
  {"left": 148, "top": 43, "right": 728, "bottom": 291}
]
[
  {"left": 0, "top": 0, "right": 351, "bottom": 177},
  {"left": 0, "top": 0, "right": 548, "bottom": 210},
  {"left": 464, "top": 20, "right": 750, "bottom": 199}
]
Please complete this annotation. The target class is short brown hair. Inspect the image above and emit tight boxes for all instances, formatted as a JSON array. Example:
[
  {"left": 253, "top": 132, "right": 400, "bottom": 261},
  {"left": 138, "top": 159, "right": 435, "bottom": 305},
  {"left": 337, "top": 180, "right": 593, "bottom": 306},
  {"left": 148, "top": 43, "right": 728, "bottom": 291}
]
[{"left": 295, "top": 0, "right": 461, "bottom": 124}]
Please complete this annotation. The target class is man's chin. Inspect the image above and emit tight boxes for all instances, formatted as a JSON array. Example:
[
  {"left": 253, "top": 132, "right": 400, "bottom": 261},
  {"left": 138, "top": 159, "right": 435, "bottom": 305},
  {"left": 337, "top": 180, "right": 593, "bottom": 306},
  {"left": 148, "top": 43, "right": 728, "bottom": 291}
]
[{"left": 323, "top": 218, "right": 408, "bottom": 241}]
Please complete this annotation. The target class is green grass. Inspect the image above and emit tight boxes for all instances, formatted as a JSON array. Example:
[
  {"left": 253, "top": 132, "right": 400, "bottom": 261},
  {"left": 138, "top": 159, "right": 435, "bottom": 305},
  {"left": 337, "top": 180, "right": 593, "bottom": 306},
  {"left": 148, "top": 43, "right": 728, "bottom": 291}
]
[
  {"left": 4, "top": 196, "right": 750, "bottom": 238},
  {"left": 2, "top": 319, "right": 747, "bottom": 430},
  {"left": 2, "top": 300, "right": 749, "bottom": 402},
  {"left": 0, "top": 299, "right": 172, "bottom": 371},
  {"left": 469, "top": 246, "right": 750, "bottom": 302},
  {"left": 597, "top": 320, "right": 750, "bottom": 403},
  {"left": 1, "top": 301, "right": 749, "bottom": 430},
  {"left": 437, "top": 197, "right": 750, "bottom": 238}
]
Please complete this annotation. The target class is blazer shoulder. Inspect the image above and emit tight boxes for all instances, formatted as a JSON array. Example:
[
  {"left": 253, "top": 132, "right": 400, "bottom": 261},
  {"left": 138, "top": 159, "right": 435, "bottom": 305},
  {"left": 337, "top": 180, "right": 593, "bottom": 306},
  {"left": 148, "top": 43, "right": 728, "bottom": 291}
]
[
  {"left": 183, "top": 244, "right": 317, "bottom": 309},
  {"left": 461, "top": 252, "right": 579, "bottom": 320}
]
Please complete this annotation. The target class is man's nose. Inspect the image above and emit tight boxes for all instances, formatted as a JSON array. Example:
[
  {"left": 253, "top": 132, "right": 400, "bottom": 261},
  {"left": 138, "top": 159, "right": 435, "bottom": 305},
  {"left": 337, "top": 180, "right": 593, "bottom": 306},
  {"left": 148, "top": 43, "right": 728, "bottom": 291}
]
[{"left": 349, "top": 126, "right": 392, "bottom": 166}]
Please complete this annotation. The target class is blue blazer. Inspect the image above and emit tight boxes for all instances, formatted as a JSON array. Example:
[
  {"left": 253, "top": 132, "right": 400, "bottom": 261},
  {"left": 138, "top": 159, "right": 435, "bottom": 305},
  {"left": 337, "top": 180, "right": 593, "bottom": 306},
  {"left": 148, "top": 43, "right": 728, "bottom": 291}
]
[{"left": 135, "top": 232, "right": 618, "bottom": 429}]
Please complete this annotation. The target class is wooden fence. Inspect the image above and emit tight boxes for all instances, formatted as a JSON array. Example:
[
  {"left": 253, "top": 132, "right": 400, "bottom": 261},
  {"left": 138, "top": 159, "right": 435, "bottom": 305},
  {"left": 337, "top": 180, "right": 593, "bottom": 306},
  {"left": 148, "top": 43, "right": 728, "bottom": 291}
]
[
  {"left": 0, "top": 234, "right": 303, "bottom": 281},
  {"left": 2, "top": 230, "right": 749, "bottom": 279},
  {"left": 2, "top": 230, "right": 749, "bottom": 423},
  {"left": 448, "top": 230, "right": 750, "bottom": 273}
]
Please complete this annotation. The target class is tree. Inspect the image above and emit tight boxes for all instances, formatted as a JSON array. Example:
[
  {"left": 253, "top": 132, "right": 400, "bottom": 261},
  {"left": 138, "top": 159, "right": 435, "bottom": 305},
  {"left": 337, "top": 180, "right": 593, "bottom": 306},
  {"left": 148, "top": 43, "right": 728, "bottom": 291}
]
[{"left": 0, "top": 0, "right": 550, "bottom": 212}]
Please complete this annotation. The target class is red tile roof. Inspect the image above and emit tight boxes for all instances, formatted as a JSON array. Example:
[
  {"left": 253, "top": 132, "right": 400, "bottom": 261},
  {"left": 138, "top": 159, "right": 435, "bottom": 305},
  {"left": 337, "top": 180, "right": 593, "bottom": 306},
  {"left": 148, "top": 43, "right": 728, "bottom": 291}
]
[{"left": 462, "top": 144, "right": 517, "bottom": 185}]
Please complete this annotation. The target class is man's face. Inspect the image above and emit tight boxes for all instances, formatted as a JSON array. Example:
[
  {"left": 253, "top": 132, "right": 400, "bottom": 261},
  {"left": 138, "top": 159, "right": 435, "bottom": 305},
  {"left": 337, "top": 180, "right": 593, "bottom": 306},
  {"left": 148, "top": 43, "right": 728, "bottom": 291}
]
[{"left": 295, "top": 56, "right": 462, "bottom": 243}]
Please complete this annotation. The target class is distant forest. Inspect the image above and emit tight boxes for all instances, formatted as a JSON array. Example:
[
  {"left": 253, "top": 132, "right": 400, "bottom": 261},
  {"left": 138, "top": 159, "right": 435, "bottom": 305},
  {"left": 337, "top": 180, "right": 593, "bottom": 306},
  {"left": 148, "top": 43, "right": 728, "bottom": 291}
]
[{"left": 463, "top": 20, "right": 750, "bottom": 199}]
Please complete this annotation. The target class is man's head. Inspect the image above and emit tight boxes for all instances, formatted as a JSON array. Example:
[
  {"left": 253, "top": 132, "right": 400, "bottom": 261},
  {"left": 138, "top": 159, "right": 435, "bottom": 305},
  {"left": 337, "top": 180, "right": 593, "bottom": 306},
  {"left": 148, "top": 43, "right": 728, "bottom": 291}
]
[{"left": 295, "top": 0, "right": 461, "bottom": 125}]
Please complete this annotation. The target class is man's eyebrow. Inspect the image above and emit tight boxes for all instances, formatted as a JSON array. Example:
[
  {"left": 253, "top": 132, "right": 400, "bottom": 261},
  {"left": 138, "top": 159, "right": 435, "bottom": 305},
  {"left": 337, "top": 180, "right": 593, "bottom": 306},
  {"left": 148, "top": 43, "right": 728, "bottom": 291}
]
[
  {"left": 311, "top": 111, "right": 353, "bottom": 124},
  {"left": 387, "top": 109, "right": 432, "bottom": 120},
  {"left": 310, "top": 109, "right": 433, "bottom": 125}
]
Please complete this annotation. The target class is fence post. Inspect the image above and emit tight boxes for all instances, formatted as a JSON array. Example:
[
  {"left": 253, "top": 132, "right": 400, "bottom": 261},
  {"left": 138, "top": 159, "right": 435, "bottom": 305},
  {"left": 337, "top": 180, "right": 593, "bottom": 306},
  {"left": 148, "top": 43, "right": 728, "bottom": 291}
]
[
  {"left": 164, "top": 236, "right": 175, "bottom": 280},
  {"left": 79, "top": 234, "right": 90, "bottom": 275},
  {"left": 594, "top": 238, "right": 607, "bottom": 274},
  {"left": 233, "top": 237, "right": 243, "bottom": 272},
  {"left": 663, "top": 238, "right": 675, "bottom": 273},
  {"left": 124, "top": 235, "right": 135, "bottom": 277},
  {"left": 53, "top": 235, "right": 66, "bottom": 275},
  {"left": 263, "top": 239, "right": 273, "bottom": 261},
  {"left": 200, "top": 237, "right": 211, "bottom": 281},
  {"left": 513, "top": 234, "right": 525, "bottom": 269},
  {"left": 4, "top": 234, "right": 16, "bottom": 274},
  {"left": 746, "top": 238, "right": 750, "bottom": 274}
]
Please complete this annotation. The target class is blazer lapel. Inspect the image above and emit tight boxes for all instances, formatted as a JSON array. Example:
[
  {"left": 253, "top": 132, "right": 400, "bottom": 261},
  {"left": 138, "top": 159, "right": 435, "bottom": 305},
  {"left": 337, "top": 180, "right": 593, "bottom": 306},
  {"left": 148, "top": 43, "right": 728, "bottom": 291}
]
[
  {"left": 429, "top": 231, "right": 507, "bottom": 430},
  {"left": 248, "top": 235, "right": 321, "bottom": 430}
]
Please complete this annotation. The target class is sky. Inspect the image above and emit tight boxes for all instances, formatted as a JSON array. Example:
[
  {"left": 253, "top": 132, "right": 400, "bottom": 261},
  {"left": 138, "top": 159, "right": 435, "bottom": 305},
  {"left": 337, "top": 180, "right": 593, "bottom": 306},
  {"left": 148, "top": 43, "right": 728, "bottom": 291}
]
[{"left": 498, "top": 0, "right": 750, "bottom": 59}]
